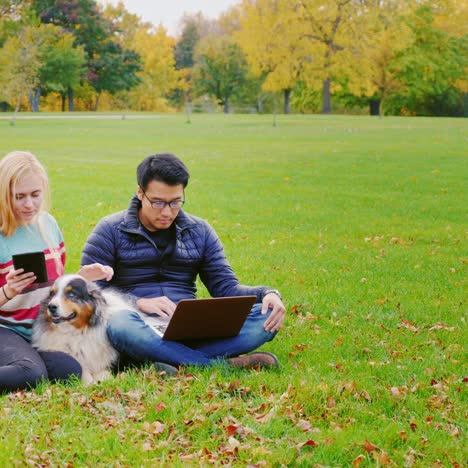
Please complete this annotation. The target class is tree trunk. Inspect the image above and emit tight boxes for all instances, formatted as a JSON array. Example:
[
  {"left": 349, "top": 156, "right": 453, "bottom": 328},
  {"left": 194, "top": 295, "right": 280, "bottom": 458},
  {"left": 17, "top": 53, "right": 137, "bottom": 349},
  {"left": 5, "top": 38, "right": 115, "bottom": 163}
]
[
  {"left": 257, "top": 96, "right": 263, "bottom": 113},
  {"left": 61, "top": 93, "right": 66, "bottom": 112},
  {"left": 322, "top": 79, "right": 332, "bottom": 114},
  {"left": 29, "top": 87, "right": 41, "bottom": 112},
  {"left": 94, "top": 93, "right": 101, "bottom": 111},
  {"left": 0, "top": 102, "right": 7, "bottom": 112},
  {"left": 11, "top": 96, "right": 21, "bottom": 126},
  {"left": 68, "top": 87, "right": 74, "bottom": 112},
  {"left": 223, "top": 97, "right": 229, "bottom": 114},
  {"left": 184, "top": 91, "right": 192, "bottom": 124},
  {"left": 284, "top": 88, "right": 291, "bottom": 114},
  {"left": 369, "top": 99, "right": 381, "bottom": 116}
]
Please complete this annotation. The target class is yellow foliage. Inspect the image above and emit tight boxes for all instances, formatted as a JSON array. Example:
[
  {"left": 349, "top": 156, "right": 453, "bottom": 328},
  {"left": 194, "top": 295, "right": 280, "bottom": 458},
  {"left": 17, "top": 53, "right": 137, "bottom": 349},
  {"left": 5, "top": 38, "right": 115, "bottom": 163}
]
[
  {"left": 236, "top": 0, "right": 306, "bottom": 92},
  {"left": 344, "top": 1, "right": 413, "bottom": 100},
  {"left": 128, "top": 25, "right": 181, "bottom": 111}
]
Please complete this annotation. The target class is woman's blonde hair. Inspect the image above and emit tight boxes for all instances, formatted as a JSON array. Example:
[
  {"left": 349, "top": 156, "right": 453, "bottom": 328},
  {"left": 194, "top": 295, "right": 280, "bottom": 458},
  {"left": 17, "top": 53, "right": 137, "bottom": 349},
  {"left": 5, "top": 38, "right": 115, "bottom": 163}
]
[{"left": 0, "top": 151, "right": 51, "bottom": 237}]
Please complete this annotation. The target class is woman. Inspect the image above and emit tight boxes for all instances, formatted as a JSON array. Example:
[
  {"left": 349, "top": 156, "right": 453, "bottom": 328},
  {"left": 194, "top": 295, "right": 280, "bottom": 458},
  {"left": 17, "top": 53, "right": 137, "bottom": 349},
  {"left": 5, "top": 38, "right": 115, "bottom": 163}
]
[{"left": 0, "top": 151, "right": 112, "bottom": 393}]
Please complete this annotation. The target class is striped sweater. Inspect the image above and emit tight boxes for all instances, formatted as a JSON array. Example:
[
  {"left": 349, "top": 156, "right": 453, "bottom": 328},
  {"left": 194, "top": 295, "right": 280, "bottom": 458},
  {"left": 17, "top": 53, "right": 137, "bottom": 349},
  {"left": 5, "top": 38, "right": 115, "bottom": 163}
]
[{"left": 0, "top": 213, "right": 65, "bottom": 340}]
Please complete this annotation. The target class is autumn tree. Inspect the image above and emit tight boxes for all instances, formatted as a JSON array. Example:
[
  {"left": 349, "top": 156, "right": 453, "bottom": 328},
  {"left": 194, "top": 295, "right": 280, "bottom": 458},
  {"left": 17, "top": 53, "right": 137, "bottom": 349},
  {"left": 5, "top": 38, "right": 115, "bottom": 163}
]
[
  {"left": 294, "top": 0, "right": 362, "bottom": 114},
  {"left": 31, "top": 0, "right": 141, "bottom": 110},
  {"left": 193, "top": 35, "right": 249, "bottom": 113},
  {"left": 102, "top": 3, "right": 179, "bottom": 111},
  {"left": 174, "top": 18, "right": 200, "bottom": 70},
  {"left": 29, "top": 24, "right": 87, "bottom": 111},
  {"left": 0, "top": 26, "right": 40, "bottom": 122},
  {"left": 32, "top": 0, "right": 109, "bottom": 57},
  {"left": 236, "top": 0, "right": 305, "bottom": 113},
  {"left": 171, "top": 13, "right": 216, "bottom": 110},
  {"left": 390, "top": 1, "right": 468, "bottom": 116},
  {"left": 88, "top": 40, "right": 141, "bottom": 110},
  {"left": 102, "top": 0, "right": 148, "bottom": 46},
  {"left": 341, "top": 0, "right": 412, "bottom": 115}
]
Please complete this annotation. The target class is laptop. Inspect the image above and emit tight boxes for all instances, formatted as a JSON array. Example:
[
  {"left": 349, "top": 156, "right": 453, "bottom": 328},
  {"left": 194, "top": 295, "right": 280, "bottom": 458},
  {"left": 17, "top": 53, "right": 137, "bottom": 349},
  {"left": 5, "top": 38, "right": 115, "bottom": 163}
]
[{"left": 140, "top": 296, "right": 257, "bottom": 341}]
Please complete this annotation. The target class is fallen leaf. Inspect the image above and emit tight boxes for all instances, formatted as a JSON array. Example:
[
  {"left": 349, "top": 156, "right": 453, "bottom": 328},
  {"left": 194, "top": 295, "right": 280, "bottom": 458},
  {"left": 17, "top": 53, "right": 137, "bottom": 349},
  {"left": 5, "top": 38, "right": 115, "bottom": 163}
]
[
  {"left": 363, "top": 439, "right": 379, "bottom": 452},
  {"left": 296, "top": 439, "right": 318, "bottom": 451},
  {"left": 255, "top": 406, "right": 277, "bottom": 424},
  {"left": 353, "top": 455, "right": 365, "bottom": 467},
  {"left": 398, "top": 320, "right": 419, "bottom": 333},
  {"left": 374, "top": 451, "right": 391, "bottom": 464},
  {"left": 155, "top": 402, "right": 166, "bottom": 413}
]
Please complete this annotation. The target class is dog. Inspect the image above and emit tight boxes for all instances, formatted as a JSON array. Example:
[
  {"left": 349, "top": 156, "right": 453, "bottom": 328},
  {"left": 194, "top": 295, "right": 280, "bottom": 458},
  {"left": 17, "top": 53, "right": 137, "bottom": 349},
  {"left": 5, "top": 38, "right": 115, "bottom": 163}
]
[{"left": 32, "top": 274, "right": 133, "bottom": 384}]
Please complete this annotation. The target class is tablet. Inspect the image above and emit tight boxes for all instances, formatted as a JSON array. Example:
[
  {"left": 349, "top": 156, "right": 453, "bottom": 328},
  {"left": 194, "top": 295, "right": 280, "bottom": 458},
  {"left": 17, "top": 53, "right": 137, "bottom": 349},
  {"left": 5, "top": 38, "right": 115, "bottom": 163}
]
[{"left": 12, "top": 251, "right": 48, "bottom": 283}]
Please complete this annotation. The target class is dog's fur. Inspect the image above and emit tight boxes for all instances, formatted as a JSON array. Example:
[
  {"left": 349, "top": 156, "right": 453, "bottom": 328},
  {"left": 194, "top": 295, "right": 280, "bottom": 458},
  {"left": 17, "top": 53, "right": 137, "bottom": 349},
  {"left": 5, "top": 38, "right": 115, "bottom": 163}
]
[{"left": 32, "top": 274, "right": 133, "bottom": 384}]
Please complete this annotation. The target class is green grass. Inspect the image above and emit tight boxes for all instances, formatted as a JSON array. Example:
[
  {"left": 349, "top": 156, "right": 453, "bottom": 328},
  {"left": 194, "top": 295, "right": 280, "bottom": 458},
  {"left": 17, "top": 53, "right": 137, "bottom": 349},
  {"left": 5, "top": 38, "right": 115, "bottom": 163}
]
[{"left": 0, "top": 113, "right": 466, "bottom": 466}]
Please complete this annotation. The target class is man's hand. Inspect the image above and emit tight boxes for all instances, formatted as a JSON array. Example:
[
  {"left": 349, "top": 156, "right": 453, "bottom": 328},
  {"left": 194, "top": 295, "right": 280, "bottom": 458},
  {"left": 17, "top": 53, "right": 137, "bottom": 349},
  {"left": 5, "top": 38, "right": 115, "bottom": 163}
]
[
  {"left": 137, "top": 296, "right": 177, "bottom": 318},
  {"left": 78, "top": 263, "right": 114, "bottom": 282},
  {"left": 261, "top": 293, "right": 286, "bottom": 333}
]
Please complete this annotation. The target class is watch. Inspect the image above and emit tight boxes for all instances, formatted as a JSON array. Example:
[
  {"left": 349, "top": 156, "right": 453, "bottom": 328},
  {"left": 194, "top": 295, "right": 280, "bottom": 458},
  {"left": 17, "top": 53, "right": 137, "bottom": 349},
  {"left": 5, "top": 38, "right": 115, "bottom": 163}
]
[{"left": 263, "top": 289, "right": 282, "bottom": 300}]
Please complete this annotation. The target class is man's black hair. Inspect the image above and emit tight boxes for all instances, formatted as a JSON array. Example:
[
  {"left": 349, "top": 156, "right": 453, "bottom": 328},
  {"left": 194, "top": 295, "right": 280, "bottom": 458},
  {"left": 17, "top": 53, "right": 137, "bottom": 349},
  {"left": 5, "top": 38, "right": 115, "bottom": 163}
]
[{"left": 137, "top": 153, "right": 190, "bottom": 190}]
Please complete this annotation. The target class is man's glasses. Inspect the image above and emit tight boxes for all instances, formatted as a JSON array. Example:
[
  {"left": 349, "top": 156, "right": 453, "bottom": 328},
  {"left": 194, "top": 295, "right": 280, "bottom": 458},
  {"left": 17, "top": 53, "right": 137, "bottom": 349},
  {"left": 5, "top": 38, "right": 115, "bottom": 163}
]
[{"left": 142, "top": 191, "right": 185, "bottom": 210}]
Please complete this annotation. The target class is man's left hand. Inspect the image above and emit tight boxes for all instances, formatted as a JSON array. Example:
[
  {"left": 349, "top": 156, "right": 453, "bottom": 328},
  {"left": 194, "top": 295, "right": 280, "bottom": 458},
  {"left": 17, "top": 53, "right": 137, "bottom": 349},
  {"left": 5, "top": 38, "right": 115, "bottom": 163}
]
[
  {"left": 78, "top": 263, "right": 114, "bottom": 282},
  {"left": 261, "top": 293, "right": 286, "bottom": 333}
]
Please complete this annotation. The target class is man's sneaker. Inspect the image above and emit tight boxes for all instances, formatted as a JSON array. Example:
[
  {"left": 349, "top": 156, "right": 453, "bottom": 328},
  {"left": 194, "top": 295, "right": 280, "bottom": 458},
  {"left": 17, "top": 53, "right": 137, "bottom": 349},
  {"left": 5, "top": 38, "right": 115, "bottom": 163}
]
[
  {"left": 227, "top": 352, "right": 279, "bottom": 370},
  {"left": 153, "top": 362, "right": 178, "bottom": 376}
]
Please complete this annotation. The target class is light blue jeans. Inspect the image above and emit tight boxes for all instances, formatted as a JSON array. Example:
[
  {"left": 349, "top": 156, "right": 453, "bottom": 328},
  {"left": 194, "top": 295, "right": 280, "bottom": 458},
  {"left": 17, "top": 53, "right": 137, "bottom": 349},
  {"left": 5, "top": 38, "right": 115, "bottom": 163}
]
[{"left": 107, "top": 304, "right": 277, "bottom": 367}]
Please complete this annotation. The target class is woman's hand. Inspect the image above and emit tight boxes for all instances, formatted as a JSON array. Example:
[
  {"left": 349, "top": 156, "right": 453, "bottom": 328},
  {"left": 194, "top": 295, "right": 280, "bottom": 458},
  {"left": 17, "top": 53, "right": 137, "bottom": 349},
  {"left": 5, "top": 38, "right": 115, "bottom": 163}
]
[
  {"left": 3, "top": 269, "right": 36, "bottom": 300},
  {"left": 77, "top": 263, "right": 114, "bottom": 282}
]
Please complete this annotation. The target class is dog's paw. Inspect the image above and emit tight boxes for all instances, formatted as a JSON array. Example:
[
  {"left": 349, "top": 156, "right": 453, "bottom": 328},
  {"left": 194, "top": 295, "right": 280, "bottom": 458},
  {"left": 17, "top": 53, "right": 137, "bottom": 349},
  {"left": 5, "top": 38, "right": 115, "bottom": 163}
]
[
  {"left": 81, "top": 370, "right": 94, "bottom": 385},
  {"left": 93, "top": 370, "right": 112, "bottom": 383}
]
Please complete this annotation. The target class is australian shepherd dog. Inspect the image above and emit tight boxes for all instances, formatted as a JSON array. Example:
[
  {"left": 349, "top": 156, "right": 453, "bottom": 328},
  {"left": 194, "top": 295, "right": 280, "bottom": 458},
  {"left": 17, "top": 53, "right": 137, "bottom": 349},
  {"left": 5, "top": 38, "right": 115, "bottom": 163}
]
[{"left": 32, "top": 274, "right": 133, "bottom": 384}]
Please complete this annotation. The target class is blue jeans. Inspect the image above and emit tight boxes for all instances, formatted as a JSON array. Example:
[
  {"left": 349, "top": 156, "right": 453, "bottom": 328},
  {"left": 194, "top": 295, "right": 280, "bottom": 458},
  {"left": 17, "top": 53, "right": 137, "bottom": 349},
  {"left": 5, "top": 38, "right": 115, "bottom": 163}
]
[{"left": 107, "top": 304, "right": 277, "bottom": 367}]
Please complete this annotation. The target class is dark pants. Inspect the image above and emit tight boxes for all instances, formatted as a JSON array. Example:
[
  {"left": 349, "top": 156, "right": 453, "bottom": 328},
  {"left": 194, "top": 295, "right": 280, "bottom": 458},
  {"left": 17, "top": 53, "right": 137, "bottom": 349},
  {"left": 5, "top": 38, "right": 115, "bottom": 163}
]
[{"left": 0, "top": 327, "right": 82, "bottom": 393}]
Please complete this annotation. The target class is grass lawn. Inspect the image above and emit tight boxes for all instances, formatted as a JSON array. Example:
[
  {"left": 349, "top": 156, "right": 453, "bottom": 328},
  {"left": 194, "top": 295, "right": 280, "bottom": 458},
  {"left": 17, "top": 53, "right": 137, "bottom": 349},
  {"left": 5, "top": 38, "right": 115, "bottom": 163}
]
[{"left": 0, "top": 113, "right": 466, "bottom": 466}]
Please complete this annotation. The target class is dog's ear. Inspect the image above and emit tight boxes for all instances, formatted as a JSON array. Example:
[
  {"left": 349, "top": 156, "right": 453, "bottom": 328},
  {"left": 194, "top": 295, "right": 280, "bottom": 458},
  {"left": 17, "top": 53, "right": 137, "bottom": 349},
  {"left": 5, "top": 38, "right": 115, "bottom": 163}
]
[
  {"left": 39, "top": 286, "right": 56, "bottom": 315},
  {"left": 87, "top": 283, "right": 108, "bottom": 327}
]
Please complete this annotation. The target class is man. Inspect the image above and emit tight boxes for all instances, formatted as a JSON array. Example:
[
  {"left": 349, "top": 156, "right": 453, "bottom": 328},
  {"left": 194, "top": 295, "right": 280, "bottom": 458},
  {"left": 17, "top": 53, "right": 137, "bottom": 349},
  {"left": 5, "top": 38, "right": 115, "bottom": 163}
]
[{"left": 81, "top": 153, "right": 286, "bottom": 374}]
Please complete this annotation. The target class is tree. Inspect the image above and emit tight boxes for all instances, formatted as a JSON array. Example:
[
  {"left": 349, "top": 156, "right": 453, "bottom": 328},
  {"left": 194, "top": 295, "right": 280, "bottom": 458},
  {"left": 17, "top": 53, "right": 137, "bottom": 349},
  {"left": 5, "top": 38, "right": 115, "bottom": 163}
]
[
  {"left": 89, "top": 40, "right": 141, "bottom": 110},
  {"left": 31, "top": 0, "right": 110, "bottom": 109},
  {"left": 193, "top": 35, "right": 249, "bottom": 113},
  {"left": 0, "top": 26, "right": 41, "bottom": 123},
  {"left": 127, "top": 25, "right": 180, "bottom": 111},
  {"left": 343, "top": 0, "right": 413, "bottom": 116},
  {"left": 101, "top": 0, "right": 148, "bottom": 46},
  {"left": 171, "top": 13, "right": 213, "bottom": 110},
  {"left": 32, "top": 0, "right": 109, "bottom": 57},
  {"left": 27, "top": 24, "right": 86, "bottom": 111},
  {"left": 295, "top": 0, "right": 362, "bottom": 114},
  {"left": 390, "top": 2, "right": 468, "bottom": 116},
  {"left": 174, "top": 19, "right": 200, "bottom": 70},
  {"left": 236, "top": 0, "right": 304, "bottom": 113}
]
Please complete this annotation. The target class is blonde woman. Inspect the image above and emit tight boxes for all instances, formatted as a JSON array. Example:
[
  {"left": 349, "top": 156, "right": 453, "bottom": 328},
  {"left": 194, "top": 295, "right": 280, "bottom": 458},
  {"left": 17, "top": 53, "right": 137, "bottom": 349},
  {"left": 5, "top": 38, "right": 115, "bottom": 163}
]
[{"left": 0, "top": 151, "right": 112, "bottom": 392}]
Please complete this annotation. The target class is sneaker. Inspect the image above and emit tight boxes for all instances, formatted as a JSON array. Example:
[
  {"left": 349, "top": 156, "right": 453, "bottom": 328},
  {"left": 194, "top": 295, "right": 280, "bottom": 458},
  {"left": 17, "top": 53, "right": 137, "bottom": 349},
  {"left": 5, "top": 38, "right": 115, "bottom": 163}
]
[
  {"left": 153, "top": 362, "right": 178, "bottom": 376},
  {"left": 227, "top": 352, "right": 279, "bottom": 370}
]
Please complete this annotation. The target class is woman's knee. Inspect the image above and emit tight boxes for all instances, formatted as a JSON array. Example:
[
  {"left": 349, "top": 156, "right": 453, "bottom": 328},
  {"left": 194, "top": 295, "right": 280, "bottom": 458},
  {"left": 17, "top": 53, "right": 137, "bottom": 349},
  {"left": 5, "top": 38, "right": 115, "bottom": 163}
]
[
  {"left": 11, "top": 358, "right": 48, "bottom": 390},
  {"left": 41, "top": 351, "right": 82, "bottom": 382}
]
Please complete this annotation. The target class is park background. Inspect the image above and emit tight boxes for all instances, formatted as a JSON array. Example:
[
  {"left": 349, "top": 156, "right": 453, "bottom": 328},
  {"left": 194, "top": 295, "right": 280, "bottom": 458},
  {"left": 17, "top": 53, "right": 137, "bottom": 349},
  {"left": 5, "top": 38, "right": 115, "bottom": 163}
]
[
  {"left": 1, "top": 0, "right": 467, "bottom": 466},
  {"left": 0, "top": 0, "right": 467, "bottom": 118}
]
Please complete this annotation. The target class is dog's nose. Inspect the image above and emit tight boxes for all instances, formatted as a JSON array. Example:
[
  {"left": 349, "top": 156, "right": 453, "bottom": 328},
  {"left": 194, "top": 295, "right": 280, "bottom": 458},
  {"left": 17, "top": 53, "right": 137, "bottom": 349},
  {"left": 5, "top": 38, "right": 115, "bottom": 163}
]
[{"left": 48, "top": 303, "right": 58, "bottom": 316}]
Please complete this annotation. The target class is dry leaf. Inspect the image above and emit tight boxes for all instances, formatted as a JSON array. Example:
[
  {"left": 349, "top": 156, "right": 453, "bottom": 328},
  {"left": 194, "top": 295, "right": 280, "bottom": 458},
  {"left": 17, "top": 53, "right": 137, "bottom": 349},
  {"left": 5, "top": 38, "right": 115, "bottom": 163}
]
[
  {"left": 353, "top": 455, "right": 365, "bottom": 467},
  {"left": 363, "top": 439, "right": 379, "bottom": 452}
]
